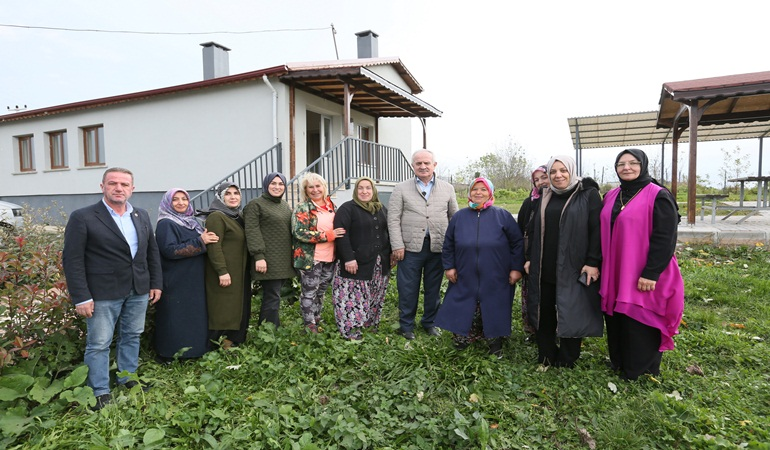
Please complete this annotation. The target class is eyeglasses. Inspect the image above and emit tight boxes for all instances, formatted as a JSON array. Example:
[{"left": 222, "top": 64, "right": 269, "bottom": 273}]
[{"left": 615, "top": 161, "right": 641, "bottom": 168}]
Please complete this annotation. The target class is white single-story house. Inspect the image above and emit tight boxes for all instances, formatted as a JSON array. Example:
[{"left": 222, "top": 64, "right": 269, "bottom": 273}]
[{"left": 0, "top": 31, "right": 441, "bottom": 223}]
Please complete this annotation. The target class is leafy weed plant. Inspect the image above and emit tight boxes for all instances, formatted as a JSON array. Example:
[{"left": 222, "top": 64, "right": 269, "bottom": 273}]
[{"left": 1, "top": 230, "right": 770, "bottom": 448}]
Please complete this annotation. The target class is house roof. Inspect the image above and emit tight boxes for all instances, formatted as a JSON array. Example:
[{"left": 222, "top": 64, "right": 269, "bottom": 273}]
[
  {"left": 0, "top": 57, "right": 440, "bottom": 123},
  {"left": 282, "top": 57, "right": 441, "bottom": 118}
]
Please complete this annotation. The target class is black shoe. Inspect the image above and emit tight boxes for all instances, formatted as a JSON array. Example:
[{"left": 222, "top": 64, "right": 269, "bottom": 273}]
[
  {"left": 424, "top": 326, "right": 442, "bottom": 337},
  {"left": 489, "top": 338, "right": 503, "bottom": 359},
  {"left": 92, "top": 393, "right": 111, "bottom": 411},
  {"left": 155, "top": 355, "right": 173, "bottom": 365},
  {"left": 454, "top": 341, "right": 469, "bottom": 350},
  {"left": 398, "top": 329, "right": 416, "bottom": 340},
  {"left": 123, "top": 380, "right": 151, "bottom": 393}
]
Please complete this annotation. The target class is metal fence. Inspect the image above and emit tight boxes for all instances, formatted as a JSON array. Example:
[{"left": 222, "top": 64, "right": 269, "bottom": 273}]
[
  {"left": 189, "top": 138, "right": 414, "bottom": 212},
  {"left": 189, "top": 143, "right": 282, "bottom": 213},
  {"left": 286, "top": 137, "right": 414, "bottom": 207}
]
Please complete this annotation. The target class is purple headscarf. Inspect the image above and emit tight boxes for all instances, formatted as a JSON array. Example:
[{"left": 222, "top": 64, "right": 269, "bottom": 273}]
[{"left": 157, "top": 188, "right": 204, "bottom": 232}]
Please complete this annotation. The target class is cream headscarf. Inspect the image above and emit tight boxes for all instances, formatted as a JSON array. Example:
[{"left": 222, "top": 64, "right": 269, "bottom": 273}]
[{"left": 546, "top": 155, "right": 580, "bottom": 195}]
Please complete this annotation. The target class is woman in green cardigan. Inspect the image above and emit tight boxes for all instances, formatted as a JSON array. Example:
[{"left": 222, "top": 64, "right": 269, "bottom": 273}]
[
  {"left": 204, "top": 182, "right": 250, "bottom": 349},
  {"left": 244, "top": 172, "right": 294, "bottom": 328}
]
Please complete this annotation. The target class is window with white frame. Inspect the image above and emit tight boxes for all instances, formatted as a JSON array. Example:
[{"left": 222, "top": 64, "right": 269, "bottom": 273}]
[
  {"left": 47, "top": 130, "right": 68, "bottom": 169},
  {"left": 82, "top": 125, "right": 105, "bottom": 166},
  {"left": 16, "top": 135, "right": 35, "bottom": 172}
]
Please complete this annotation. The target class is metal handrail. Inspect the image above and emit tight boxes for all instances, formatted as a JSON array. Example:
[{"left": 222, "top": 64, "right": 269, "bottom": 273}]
[
  {"left": 286, "top": 137, "right": 414, "bottom": 207},
  {"left": 189, "top": 143, "right": 282, "bottom": 213}
]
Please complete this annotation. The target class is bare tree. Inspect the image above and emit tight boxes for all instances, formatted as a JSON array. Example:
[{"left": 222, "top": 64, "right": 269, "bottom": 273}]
[
  {"left": 459, "top": 137, "right": 531, "bottom": 190},
  {"left": 719, "top": 145, "right": 750, "bottom": 190}
]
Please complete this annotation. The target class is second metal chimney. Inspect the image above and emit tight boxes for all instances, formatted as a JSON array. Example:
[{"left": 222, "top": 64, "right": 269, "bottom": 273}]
[
  {"left": 201, "top": 42, "right": 231, "bottom": 80},
  {"left": 355, "top": 30, "right": 379, "bottom": 58}
]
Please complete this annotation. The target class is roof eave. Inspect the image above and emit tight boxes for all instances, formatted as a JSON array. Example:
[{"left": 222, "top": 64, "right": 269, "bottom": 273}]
[{"left": 0, "top": 65, "right": 288, "bottom": 123}]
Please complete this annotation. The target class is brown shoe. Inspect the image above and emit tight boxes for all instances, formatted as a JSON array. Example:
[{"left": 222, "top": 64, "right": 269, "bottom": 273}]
[{"left": 221, "top": 339, "right": 234, "bottom": 350}]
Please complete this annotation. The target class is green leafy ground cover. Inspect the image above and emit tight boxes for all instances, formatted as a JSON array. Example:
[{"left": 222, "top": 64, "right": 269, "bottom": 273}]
[{"left": 2, "top": 232, "right": 770, "bottom": 448}]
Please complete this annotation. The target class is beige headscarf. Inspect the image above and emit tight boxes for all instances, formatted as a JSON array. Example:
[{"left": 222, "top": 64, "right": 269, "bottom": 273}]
[{"left": 546, "top": 155, "right": 581, "bottom": 195}]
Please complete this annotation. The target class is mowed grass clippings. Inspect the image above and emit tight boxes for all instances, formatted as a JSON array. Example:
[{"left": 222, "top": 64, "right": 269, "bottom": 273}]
[{"left": 8, "top": 245, "right": 770, "bottom": 449}]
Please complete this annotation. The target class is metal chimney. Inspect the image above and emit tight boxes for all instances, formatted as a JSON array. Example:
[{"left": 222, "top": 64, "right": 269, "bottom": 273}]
[
  {"left": 355, "top": 30, "right": 379, "bottom": 58},
  {"left": 200, "top": 42, "right": 231, "bottom": 80}
]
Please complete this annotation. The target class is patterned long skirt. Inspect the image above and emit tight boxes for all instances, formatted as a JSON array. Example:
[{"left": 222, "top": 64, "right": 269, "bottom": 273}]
[
  {"left": 332, "top": 255, "right": 389, "bottom": 340},
  {"left": 453, "top": 302, "right": 486, "bottom": 347}
]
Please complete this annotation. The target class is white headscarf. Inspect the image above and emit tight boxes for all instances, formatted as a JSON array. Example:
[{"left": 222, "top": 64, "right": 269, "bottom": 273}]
[{"left": 546, "top": 155, "right": 581, "bottom": 195}]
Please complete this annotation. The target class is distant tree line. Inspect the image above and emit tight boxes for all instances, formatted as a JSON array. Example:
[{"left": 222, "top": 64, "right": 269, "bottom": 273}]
[{"left": 454, "top": 137, "right": 533, "bottom": 190}]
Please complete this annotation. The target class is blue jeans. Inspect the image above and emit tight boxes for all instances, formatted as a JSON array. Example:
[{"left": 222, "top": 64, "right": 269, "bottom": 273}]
[
  {"left": 396, "top": 237, "right": 443, "bottom": 331},
  {"left": 84, "top": 291, "right": 148, "bottom": 396}
]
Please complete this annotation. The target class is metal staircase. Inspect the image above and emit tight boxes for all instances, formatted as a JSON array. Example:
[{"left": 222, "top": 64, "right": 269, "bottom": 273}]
[{"left": 189, "top": 138, "right": 414, "bottom": 212}]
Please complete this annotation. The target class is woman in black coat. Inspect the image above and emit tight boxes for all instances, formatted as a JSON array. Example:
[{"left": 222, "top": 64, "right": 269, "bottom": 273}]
[
  {"left": 331, "top": 177, "right": 391, "bottom": 340},
  {"left": 516, "top": 165, "right": 549, "bottom": 337},
  {"left": 525, "top": 155, "right": 604, "bottom": 368}
]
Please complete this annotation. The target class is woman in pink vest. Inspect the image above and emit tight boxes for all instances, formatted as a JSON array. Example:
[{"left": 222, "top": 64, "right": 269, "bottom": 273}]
[{"left": 600, "top": 149, "right": 684, "bottom": 380}]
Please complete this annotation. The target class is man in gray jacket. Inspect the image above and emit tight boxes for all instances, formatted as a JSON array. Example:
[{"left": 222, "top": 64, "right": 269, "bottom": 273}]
[{"left": 388, "top": 150, "right": 458, "bottom": 339}]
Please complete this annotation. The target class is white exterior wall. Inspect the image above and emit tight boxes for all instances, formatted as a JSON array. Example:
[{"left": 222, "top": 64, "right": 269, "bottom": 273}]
[
  {"left": 367, "top": 65, "right": 411, "bottom": 92},
  {"left": 0, "top": 81, "right": 280, "bottom": 196},
  {"left": 379, "top": 117, "right": 414, "bottom": 158},
  {"left": 0, "top": 69, "right": 420, "bottom": 221}
]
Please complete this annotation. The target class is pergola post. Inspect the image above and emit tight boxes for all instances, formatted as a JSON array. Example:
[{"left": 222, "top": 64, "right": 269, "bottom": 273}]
[{"left": 687, "top": 104, "right": 703, "bottom": 225}]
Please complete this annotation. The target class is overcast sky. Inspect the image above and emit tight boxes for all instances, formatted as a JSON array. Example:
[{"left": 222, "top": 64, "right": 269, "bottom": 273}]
[{"left": 2, "top": 0, "right": 768, "bottom": 186}]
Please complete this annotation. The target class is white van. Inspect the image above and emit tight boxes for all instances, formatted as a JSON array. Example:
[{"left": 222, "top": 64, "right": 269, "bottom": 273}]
[{"left": 0, "top": 200, "right": 24, "bottom": 233}]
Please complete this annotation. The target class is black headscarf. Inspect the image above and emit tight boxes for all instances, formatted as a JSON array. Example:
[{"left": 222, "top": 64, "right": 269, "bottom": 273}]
[
  {"left": 615, "top": 148, "right": 654, "bottom": 191},
  {"left": 612, "top": 148, "right": 680, "bottom": 225},
  {"left": 262, "top": 172, "right": 287, "bottom": 203}
]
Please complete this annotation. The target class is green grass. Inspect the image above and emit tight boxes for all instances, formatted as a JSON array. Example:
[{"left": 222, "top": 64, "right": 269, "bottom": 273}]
[{"left": 4, "top": 245, "right": 770, "bottom": 449}]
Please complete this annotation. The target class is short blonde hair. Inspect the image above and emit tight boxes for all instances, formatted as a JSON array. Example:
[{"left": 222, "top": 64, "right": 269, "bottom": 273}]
[{"left": 300, "top": 172, "right": 329, "bottom": 202}]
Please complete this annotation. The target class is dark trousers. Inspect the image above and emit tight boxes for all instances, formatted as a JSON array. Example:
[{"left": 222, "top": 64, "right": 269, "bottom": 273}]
[
  {"left": 605, "top": 312, "right": 662, "bottom": 380},
  {"left": 396, "top": 237, "right": 443, "bottom": 332},
  {"left": 258, "top": 279, "right": 285, "bottom": 327},
  {"left": 535, "top": 281, "right": 582, "bottom": 367}
]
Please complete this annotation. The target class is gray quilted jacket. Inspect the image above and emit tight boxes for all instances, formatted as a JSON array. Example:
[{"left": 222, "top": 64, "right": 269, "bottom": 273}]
[{"left": 387, "top": 177, "right": 459, "bottom": 253}]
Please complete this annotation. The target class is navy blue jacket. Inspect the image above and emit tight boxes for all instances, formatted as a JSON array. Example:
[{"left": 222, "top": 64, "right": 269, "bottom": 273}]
[{"left": 435, "top": 206, "right": 524, "bottom": 338}]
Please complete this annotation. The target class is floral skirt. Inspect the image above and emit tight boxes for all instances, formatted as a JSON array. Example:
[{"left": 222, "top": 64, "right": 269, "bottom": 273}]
[
  {"left": 332, "top": 255, "right": 389, "bottom": 339},
  {"left": 453, "top": 303, "right": 485, "bottom": 346}
]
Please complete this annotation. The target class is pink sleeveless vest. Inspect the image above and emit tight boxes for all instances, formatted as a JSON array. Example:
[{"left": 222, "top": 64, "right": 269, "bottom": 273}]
[{"left": 600, "top": 184, "right": 684, "bottom": 351}]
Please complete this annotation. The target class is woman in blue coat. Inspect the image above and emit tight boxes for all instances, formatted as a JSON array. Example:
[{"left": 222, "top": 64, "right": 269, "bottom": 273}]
[
  {"left": 435, "top": 177, "right": 524, "bottom": 358},
  {"left": 154, "top": 188, "right": 219, "bottom": 362}
]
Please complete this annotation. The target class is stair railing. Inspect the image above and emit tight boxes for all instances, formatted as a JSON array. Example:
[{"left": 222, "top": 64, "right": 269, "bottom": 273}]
[
  {"left": 189, "top": 143, "right": 282, "bottom": 213},
  {"left": 286, "top": 137, "right": 414, "bottom": 207}
]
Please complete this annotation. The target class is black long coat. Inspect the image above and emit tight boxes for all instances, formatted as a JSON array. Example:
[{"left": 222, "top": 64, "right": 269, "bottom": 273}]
[{"left": 528, "top": 180, "right": 604, "bottom": 338}]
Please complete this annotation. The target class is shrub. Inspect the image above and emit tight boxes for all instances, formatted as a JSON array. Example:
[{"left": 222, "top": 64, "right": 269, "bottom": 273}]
[{"left": 0, "top": 204, "right": 82, "bottom": 373}]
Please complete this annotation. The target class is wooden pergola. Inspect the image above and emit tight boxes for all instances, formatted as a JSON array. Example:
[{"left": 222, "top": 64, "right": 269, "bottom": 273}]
[{"left": 569, "top": 70, "right": 770, "bottom": 224}]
